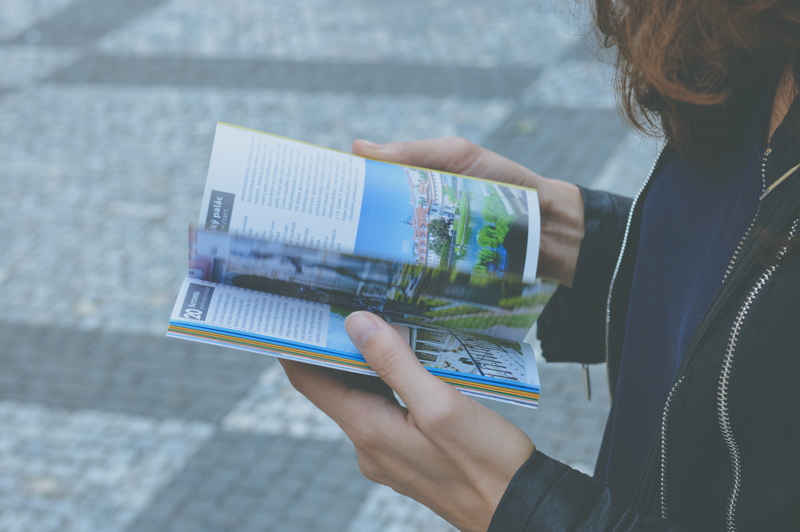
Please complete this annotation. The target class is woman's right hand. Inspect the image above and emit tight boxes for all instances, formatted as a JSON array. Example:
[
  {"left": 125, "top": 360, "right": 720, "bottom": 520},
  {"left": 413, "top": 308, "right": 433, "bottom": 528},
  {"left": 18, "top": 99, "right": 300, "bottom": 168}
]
[{"left": 352, "top": 137, "right": 585, "bottom": 287}]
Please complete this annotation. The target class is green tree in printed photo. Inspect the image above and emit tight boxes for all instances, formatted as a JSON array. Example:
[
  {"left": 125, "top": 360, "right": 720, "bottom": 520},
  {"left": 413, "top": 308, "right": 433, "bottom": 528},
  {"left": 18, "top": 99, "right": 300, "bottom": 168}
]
[
  {"left": 474, "top": 189, "right": 517, "bottom": 274},
  {"left": 429, "top": 218, "right": 453, "bottom": 254}
]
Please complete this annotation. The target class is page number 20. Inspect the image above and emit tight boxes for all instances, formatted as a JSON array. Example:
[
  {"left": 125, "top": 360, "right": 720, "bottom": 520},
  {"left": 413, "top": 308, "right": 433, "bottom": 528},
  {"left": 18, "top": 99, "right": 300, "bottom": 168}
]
[{"left": 183, "top": 308, "right": 203, "bottom": 320}]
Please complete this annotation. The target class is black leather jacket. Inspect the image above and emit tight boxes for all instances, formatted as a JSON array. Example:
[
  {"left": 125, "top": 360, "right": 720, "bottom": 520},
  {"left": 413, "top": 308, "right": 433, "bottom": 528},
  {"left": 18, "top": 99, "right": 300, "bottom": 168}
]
[{"left": 489, "top": 97, "right": 800, "bottom": 531}]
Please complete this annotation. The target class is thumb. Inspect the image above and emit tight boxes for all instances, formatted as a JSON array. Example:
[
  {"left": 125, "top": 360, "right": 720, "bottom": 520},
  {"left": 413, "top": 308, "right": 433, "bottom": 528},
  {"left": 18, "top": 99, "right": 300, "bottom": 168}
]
[
  {"left": 352, "top": 137, "right": 544, "bottom": 190},
  {"left": 345, "top": 311, "right": 461, "bottom": 410},
  {"left": 352, "top": 137, "right": 484, "bottom": 176}
]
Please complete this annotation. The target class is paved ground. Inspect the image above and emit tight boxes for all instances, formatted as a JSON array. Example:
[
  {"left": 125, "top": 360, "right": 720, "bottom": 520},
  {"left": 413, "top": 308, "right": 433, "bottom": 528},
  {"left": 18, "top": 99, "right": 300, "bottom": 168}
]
[{"left": 0, "top": 1, "right": 661, "bottom": 530}]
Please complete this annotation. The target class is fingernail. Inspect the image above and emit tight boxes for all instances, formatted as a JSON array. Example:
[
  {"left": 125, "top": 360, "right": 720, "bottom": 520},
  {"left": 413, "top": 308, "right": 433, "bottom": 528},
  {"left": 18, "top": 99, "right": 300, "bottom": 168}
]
[{"left": 345, "top": 312, "right": 378, "bottom": 348}]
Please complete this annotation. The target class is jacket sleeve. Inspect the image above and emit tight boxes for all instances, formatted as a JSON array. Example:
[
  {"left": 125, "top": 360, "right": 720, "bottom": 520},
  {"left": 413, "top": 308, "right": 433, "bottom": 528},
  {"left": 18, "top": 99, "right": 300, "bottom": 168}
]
[
  {"left": 488, "top": 452, "right": 681, "bottom": 531},
  {"left": 536, "top": 187, "right": 633, "bottom": 364}
]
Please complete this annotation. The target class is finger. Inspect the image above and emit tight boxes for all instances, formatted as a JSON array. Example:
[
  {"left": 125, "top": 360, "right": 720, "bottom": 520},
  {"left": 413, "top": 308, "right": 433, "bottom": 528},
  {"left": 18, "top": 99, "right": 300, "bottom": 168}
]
[
  {"left": 340, "top": 371, "right": 399, "bottom": 401},
  {"left": 279, "top": 358, "right": 351, "bottom": 407},
  {"left": 279, "top": 358, "right": 398, "bottom": 419},
  {"left": 281, "top": 356, "right": 396, "bottom": 402},
  {"left": 345, "top": 311, "right": 463, "bottom": 412},
  {"left": 352, "top": 137, "right": 483, "bottom": 176},
  {"left": 352, "top": 137, "right": 543, "bottom": 189}
]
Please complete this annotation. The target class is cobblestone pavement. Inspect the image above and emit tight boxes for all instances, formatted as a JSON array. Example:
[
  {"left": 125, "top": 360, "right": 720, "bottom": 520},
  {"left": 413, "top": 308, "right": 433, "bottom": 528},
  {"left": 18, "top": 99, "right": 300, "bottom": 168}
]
[{"left": 0, "top": 1, "right": 661, "bottom": 531}]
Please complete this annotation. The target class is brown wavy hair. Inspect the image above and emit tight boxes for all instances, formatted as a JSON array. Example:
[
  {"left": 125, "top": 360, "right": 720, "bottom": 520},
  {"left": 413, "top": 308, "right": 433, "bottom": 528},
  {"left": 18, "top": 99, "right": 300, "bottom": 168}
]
[{"left": 594, "top": 0, "right": 800, "bottom": 164}]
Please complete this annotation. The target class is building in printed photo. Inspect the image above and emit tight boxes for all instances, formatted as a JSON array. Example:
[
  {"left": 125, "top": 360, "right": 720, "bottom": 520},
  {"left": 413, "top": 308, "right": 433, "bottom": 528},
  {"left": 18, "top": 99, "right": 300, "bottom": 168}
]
[
  {"left": 405, "top": 169, "right": 458, "bottom": 268},
  {"left": 385, "top": 316, "right": 530, "bottom": 382},
  {"left": 193, "top": 230, "right": 531, "bottom": 319}
]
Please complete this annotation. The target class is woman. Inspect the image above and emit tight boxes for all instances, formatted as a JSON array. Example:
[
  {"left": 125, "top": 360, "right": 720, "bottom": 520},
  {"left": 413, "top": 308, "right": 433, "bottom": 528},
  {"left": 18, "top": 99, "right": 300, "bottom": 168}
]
[{"left": 281, "top": 0, "right": 800, "bottom": 529}]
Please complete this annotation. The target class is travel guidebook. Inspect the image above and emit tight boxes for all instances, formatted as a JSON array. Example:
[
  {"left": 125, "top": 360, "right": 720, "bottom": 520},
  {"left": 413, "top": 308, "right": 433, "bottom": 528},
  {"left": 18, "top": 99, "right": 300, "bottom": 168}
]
[{"left": 168, "top": 123, "right": 552, "bottom": 407}]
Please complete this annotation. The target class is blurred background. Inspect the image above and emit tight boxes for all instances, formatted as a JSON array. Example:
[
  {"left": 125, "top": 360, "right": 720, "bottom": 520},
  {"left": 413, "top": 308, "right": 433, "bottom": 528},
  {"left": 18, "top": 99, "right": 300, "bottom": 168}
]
[{"left": 0, "top": 0, "right": 660, "bottom": 530}]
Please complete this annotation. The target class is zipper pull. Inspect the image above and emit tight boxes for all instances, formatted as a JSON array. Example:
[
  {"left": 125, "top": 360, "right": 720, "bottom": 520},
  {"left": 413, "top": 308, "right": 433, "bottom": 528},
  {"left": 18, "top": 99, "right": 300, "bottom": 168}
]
[
  {"left": 583, "top": 363, "right": 592, "bottom": 401},
  {"left": 759, "top": 161, "right": 800, "bottom": 201}
]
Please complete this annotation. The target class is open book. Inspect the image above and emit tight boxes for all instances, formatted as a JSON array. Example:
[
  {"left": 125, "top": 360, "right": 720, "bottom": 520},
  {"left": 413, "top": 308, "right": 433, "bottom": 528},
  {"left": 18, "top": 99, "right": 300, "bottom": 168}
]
[{"left": 168, "top": 124, "right": 551, "bottom": 407}]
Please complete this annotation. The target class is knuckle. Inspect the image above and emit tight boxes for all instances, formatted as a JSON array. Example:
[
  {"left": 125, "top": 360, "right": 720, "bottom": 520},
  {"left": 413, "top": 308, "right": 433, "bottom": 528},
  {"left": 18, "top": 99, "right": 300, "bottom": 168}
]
[
  {"left": 445, "top": 136, "right": 478, "bottom": 156},
  {"left": 357, "top": 457, "right": 377, "bottom": 481},
  {"left": 280, "top": 366, "right": 308, "bottom": 394},
  {"left": 415, "top": 397, "right": 459, "bottom": 432},
  {"left": 443, "top": 137, "right": 485, "bottom": 175},
  {"left": 347, "top": 418, "right": 381, "bottom": 453},
  {"left": 355, "top": 450, "right": 384, "bottom": 483},
  {"left": 282, "top": 368, "right": 300, "bottom": 388}
]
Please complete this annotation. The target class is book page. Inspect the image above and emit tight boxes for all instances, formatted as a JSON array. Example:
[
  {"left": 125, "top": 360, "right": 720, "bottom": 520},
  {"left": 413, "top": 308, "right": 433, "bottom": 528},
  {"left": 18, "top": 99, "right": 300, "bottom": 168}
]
[
  {"left": 386, "top": 316, "right": 539, "bottom": 388},
  {"left": 355, "top": 160, "right": 540, "bottom": 283},
  {"left": 200, "top": 124, "right": 540, "bottom": 283},
  {"left": 172, "top": 124, "right": 545, "bottom": 407},
  {"left": 168, "top": 278, "right": 539, "bottom": 394},
  {"left": 200, "top": 124, "right": 365, "bottom": 252},
  {"left": 189, "top": 228, "right": 553, "bottom": 343},
  {"left": 171, "top": 278, "right": 331, "bottom": 348}
]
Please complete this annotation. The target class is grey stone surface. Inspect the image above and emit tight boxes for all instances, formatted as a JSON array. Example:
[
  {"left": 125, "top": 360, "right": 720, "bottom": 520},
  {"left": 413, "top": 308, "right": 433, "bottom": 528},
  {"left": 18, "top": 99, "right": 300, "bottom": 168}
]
[
  {"left": 591, "top": 131, "right": 664, "bottom": 197},
  {"left": 522, "top": 59, "right": 616, "bottom": 110},
  {"left": 126, "top": 432, "right": 371, "bottom": 532},
  {"left": 0, "top": 45, "right": 78, "bottom": 89},
  {"left": 50, "top": 55, "right": 540, "bottom": 99},
  {"left": 484, "top": 106, "right": 629, "bottom": 186},
  {"left": 222, "top": 365, "right": 345, "bottom": 440},
  {"left": 5, "top": 0, "right": 168, "bottom": 46},
  {"left": 0, "top": 0, "right": 77, "bottom": 42},
  {"left": 0, "top": 0, "right": 664, "bottom": 530},
  {"left": 96, "top": 0, "right": 576, "bottom": 66},
  {"left": 481, "top": 361, "right": 611, "bottom": 474},
  {"left": 0, "top": 85, "right": 513, "bottom": 335},
  {"left": 0, "top": 322, "right": 271, "bottom": 422},
  {"left": 0, "top": 401, "right": 212, "bottom": 532},
  {"left": 345, "top": 485, "right": 457, "bottom": 532}
]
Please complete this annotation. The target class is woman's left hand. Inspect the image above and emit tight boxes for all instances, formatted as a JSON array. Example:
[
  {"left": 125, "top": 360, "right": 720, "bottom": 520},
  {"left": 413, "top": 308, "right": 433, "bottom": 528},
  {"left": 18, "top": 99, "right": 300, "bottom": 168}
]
[{"left": 280, "top": 311, "right": 536, "bottom": 532}]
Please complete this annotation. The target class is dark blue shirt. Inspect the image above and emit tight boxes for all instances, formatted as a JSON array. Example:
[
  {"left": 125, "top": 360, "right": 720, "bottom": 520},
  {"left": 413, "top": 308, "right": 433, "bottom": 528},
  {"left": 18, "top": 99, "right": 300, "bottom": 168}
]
[{"left": 594, "top": 116, "right": 768, "bottom": 504}]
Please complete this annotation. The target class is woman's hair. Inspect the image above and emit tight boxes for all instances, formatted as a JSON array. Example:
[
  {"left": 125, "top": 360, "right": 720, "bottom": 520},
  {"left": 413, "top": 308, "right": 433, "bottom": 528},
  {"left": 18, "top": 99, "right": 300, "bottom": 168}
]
[{"left": 594, "top": 0, "right": 800, "bottom": 164}]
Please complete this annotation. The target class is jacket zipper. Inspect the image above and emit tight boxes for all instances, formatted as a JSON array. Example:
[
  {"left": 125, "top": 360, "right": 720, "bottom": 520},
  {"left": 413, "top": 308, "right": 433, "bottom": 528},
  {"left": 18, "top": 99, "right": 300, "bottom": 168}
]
[
  {"left": 604, "top": 144, "right": 667, "bottom": 395},
  {"left": 722, "top": 147, "right": 770, "bottom": 283},
  {"left": 658, "top": 145, "right": 770, "bottom": 522},
  {"left": 659, "top": 376, "right": 683, "bottom": 519},
  {"left": 655, "top": 142, "right": 798, "bottom": 526},
  {"left": 717, "top": 216, "right": 800, "bottom": 532},
  {"left": 606, "top": 143, "right": 785, "bottom": 522},
  {"left": 712, "top": 144, "right": 770, "bottom": 531}
]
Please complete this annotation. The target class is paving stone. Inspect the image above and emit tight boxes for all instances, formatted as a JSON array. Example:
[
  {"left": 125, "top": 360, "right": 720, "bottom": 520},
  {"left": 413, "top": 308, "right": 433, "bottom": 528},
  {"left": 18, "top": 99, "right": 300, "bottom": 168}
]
[
  {"left": 96, "top": 0, "right": 575, "bottom": 67},
  {"left": 50, "top": 55, "right": 540, "bottom": 99},
  {"left": 277, "top": 524, "right": 317, "bottom": 532},
  {"left": 344, "top": 484, "right": 457, "bottom": 532},
  {"left": 129, "top": 431, "right": 372, "bottom": 532},
  {"left": 5, "top": 0, "right": 167, "bottom": 46},
  {"left": 0, "top": 0, "right": 76, "bottom": 42},
  {"left": 483, "top": 106, "right": 629, "bottom": 187},
  {"left": 0, "top": 401, "right": 212, "bottom": 532},
  {"left": 522, "top": 59, "right": 616, "bottom": 110},
  {"left": 222, "top": 364, "right": 345, "bottom": 440},
  {"left": 0, "top": 322, "right": 271, "bottom": 422},
  {"left": 479, "top": 360, "right": 611, "bottom": 474},
  {"left": 589, "top": 131, "right": 664, "bottom": 197},
  {"left": 0, "top": 45, "right": 78, "bottom": 89},
  {"left": 0, "top": 84, "right": 514, "bottom": 335},
  {"left": 0, "top": 0, "right": 647, "bottom": 529}
]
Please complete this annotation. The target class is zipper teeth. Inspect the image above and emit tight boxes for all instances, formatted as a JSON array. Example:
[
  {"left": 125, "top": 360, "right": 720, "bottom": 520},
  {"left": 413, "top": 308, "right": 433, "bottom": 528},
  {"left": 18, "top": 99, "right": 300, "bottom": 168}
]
[
  {"left": 659, "top": 376, "right": 684, "bottom": 519},
  {"left": 722, "top": 147, "right": 770, "bottom": 283},
  {"left": 658, "top": 144, "right": 771, "bottom": 521},
  {"left": 717, "top": 216, "right": 799, "bottom": 532},
  {"left": 605, "top": 144, "right": 667, "bottom": 394}
]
